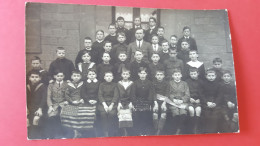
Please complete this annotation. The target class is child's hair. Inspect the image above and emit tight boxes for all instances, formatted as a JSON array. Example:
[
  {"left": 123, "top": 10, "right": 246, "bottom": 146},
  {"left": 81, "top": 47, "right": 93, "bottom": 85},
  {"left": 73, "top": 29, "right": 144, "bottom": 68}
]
[
  {"left": 56, "top": 47, "right": 65, "bottom": 52},
  {"left": 172, "top": 68, "right": 182, "bottom": 74},
  {"left": 72, "top": 70, "right": 82, "bottom": 76},
  {"left": 103, "top": 52, "right": 111, "bottom": 57},
  {"left": 96, "top": 30, "right": 104, "bottom": 35},
  {"left": 86, "top": 68, "right": 97, "bottom": 75},
  {"left": 78, "top": 50, "right": 91, "bottom": 63},
  {"left": 151, "top": 34, "right": 159, "bottom": 40},
  {"left": 189, "top": 49, "right": 198, "bottom": 54},
  {"left": 84, "top": 37, "right": 92, "bottom": 41},
  {"left": 103, "top": 40, "right": 112, "bottom": 47},
  {"left": 135, "top": 28, "right": 144, "bottom": 33},
  {"left": 134, "top": 50, "right": 143, "bottom": 55},
  {"left": 161, "top": 39, "right": 169, "bottom": 45},
  {"left": 213, "top": 58, "right": 222, "bottom": 64},
  {"left": 53, "top": 69, "right": 64, "bottom": 76},
  {"left": 183, "top": 26, "right": 191, "bottom": 31},
  {"left": 170, "top": 35, "right": 178, "bottom": 39},
  {"left": 181, "top": 39, "right": 189, "bottom": 44},
  {"left": 117, "top": 16, "right": 125, "bottom": 21},
  {"left": 104, "top": 71, "right": 113, "bottom": 76},
  {"left": 158, "top": 26, "right": 165, "bottom": 30},
  {"left": 28, "top": 70, "right": 41, "bottom": 77},
  {"left": 205, "top": 68, "right": 216, "bottom": 75},
  {"left": 169, "top": 47, "right": 178, "bottom": 52},
  {"left": 138, "top": 67, "right": 147, "bottom": 73},
  {"left": 155, "top": 69, "right": 165, "bottom": 75},
  {"left": 108, "top": 23, "right": 116, "bottom": 28},
  {"left": 117, "top": 32, "right": 126, "bottom": 37},
  {"left": 149, "top": 17, "right": 157, "bottom": 23},
  {"left": 222, "top": 70, "right": 232, "bottom": 76},
  {"left": 151, "top": 53, "right": 160, "bottom": 57},
  {"left": 189, "top": 67, "right": 199, "bottom": 73},
  {"left": 31, "top": 56, "right": 41, "bottom": 63},
  {"left": 122, "top": 67, "right": 131, "bottom": 74},
  {"left": 134, "top": 17, "right": 141, "bottom": 21},
  {"left": 118, "top": 51, "right": 127, "bottom": 56}
]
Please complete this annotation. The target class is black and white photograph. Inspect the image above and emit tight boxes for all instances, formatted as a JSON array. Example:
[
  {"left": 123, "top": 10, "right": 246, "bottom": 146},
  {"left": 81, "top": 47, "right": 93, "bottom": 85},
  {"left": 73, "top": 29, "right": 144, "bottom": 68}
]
[{"left": 26, "top": 2, "right": 239, "bottom": 140}]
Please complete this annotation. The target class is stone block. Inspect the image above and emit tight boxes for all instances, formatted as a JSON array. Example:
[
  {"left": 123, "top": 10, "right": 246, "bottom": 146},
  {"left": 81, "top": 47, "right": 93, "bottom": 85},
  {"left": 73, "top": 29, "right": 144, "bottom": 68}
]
[
  {"left": 56, "top": 13, "right": 75, "bottom": 21},
  {"left": 68, "top": 30, "right": 80, "bottom": 35},
  {"left": 26, "top": 19, "right": 40, "bottom": 36},
  {"left": 41, "top": 36, "right": 58, "bottom": 45},
  {"left": 41, "top": 20, "right": 62, "bottom": 29},
  {"left": 41, "top": 3, "right": 58, "bottom": 13},
  {"left": 26, "top": 5, "right": 41, "bottom": 19},
  {"left": 41, "top": 28, "right": 52, "bottom": 36},
  {"left": 57, "top": 36, "right": 79, "bottom": 47},
  {"left": 58, "top": 4, "right": 75, "bottom": 13},
  {"left": 62, "top": 21, "right": 79, "bottom": 29},
  {"left": 52, "top": 29, "right": 67, "bottom": 37}
]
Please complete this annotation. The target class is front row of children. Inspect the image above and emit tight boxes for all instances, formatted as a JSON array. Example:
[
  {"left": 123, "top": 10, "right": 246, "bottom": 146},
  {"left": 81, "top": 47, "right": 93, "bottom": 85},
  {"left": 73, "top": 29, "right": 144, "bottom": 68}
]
[{"left": 27, "top": 62, "right": 238, "bottom": 139}]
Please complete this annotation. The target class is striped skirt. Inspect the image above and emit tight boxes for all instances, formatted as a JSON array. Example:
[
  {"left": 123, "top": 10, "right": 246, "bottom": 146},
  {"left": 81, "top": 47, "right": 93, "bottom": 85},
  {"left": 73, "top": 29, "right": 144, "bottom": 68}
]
[{"left": 60, "top": 105, "right": 96, "bottom": 130}]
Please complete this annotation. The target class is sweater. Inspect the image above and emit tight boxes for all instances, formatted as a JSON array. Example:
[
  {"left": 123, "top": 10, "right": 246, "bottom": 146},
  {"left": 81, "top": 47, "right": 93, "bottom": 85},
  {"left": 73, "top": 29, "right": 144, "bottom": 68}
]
[{"left": 49, "top": 58, "right": 75, "bottom": 81}]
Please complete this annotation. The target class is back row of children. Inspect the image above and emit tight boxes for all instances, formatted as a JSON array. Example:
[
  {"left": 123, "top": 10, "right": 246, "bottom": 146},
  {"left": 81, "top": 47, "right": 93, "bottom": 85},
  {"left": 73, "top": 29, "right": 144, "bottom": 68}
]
[{"left": 26, "top": 16, "right": 238, "bottom": 139}]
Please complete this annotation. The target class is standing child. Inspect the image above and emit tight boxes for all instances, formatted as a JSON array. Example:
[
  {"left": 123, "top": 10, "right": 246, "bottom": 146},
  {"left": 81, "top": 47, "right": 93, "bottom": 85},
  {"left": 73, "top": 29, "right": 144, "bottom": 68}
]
[
  {"left": 27, "top": 71, "right": 47, "bottom": 139},
  {"left": 116, "top": 16, "right": 130, "bottom": 44},
  {"left": 46, "top": 71, "right": 68, "bottom": 138},
  {"left": 49, "top": 47, "right": 75, "bottom": 82},
  {"left": 157, "top": 26, "right": 167, "bottom": 45},
  {"left": 177, "top": 26, "right": 197, "bottom": 51},
  {"left": 76, "top": 50, "right": 96, "bottom": 81},
  {"left": 129, "top": 17, "right": 142, "bottom": 43},
  {"left": 169, "top": 35, "right": 178, "bottom": 50},
  {"left": 151, "top": 35, "right": 163, "bottom": 54},
  {"left": 160, "top": 40, "right": 170, "bottom": 64},
  {"left": 117, "top": 68, "right": 134, "bottom": 136},
  {"left": 104, "top": 24, "right": 118, "bottom": 46},
  {"left": 113, "top": 51, "right": 130, "bottom": 82},
  {"left": 96, "top": 52, "right": 114, "bottom": 82},
  {"left": 129, "top": 50, "right": 148, "bottom": 81},
  {"left": 98, "top": 41, "right": 114, "bottom": 64},
  {"left": 177, "top": 39, "right": 191, "bottom": 64},
  {"left": 92, "top": 30, "right": 105, "bottom": 64},
  {"left": 148, "top": 53, "right": 165, "bottom": 81},
  {"left": 168, "top": 68, "right": 190, "bottom": 135},
  {"left": 212, "top": 58, "right": 224, "bottom": 82},
  {"left": 111, "top": 32, "right": 128, "bottom": 63},
  {"left": 98, "top": 72, "right": 119, "bottom": 137}
]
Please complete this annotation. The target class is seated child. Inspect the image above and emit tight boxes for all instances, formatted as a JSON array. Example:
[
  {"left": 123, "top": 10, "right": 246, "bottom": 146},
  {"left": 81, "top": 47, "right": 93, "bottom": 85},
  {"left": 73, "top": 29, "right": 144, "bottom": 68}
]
[
  {"left": 92, "top": 30, "right": 105, "bottom": 64},
  {"left": 129, "top": 50, "right": 148, "bottom": 81},
  {"left": 151, "top": 35, "right": 162, "bottom": 54},
  {"left": 111, "top": 32, "right": 128, "bottom": 62},
  {"left": 212, "top": 58, "right": 224, "bottom": 82},
  {"left": 160, "top": 40, "right": 170, "bottom": 64},
  {"left": 177, "top": 39, "right": 191, "bottom": 64},
  {"left": 148, "top": 53, "right": 165, "bottom": 81},
  {"left": 46, "top": 71, "right": 68, "bottom": 138},
  {"left": 184, "top": 50, "right": 205, "bottom": 80},
  {"left": 27, "top": 56, "right": 50, "bottom": 85},
  {"left": 113, "top": 51, "right": 130, "bottom": 82},
  {"left": 185, "top": 67, "right": 204, "bottom": 134},
  {"left": 98, "top": 72, "right": 119, "bottom": 137},
  {"left": 96, "top": 52, "right": 114, "bottom": 82},
  {"left": 76, "top": 50, "right": 96, "bottom": 81},
  {"left": 104, "top": 23, "right": 118, "bottom": 46},
  {"left": 157, "top": 26, "right": 167, "bottom": 45},
  {"left": 132, "top": 67, "right": 156, "bottom": 135},
  {"left": 49, "top": 47, "right": 75, "bottom": 82},
  {"left": 177, "top": 26, "right": 197, "bottom": 51},
  {"left": 117, "top": 68, "right": 134, "bottom": 136},
  {"left": 27, "top": 70, "right": 47, "bottom": 139},
  {"left": 169, "top": 35, "right": 178, "bottom": 50},
  {"left": 152, "top": 70, "right": 170, "bottom": 135},
  {"left": 168, "top": 68, "right": 190, "bottom": 135},
  {"left": 218, "top": 70, "right": 238, "bottom": 132},
  {"left": 164, "top": 48, "right": 184, "bottom": 80}
]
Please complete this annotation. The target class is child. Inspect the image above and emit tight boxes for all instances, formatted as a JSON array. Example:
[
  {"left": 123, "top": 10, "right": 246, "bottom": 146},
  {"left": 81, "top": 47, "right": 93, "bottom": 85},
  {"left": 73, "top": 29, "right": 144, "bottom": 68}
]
[
  {"left": 129, "top": 17, "right": 142, "bottom": 43},
  {"left": 104, "top": 23, "right": 118, "bottom": 46},
  {"left": 98, "top": 41, "right": 115, "bottom": 64},
  {"left": 116, "top": 16, "right": 130, "bottom": 44},
  {"left": 212, "top": 58, "right": 224, "bottom": 82},
  {"left": 218, "top": 70, "right": 238, "bottom": 132},
  {"left": 169, "top": 35, "right": 178, "bottom": 50},
  {"left": 75, "top": 37, "right": 99, "bottom": 65},
  {"left": 27, "top": 70, "right": 47, "bottom": 139},
  {"left": 160, "top": 40, "right": 170, "bottom": 64},
  {"left": 46, "top": 71, "right": 68, "bottom": 138},
  {"left": 164, "top": 48, "right": 184, "bottom": 80},
  {"left": 185, "top": 67, "right": 204, "bottom": 134},
  {"left": 92, "top": 30, "right": 105, "bottom": 64},
  {"left": 148, "top": 53, "right": 165, "bottom": 81},
  {"left": 132, "top": 67, "right": 157, "bottom": 135},
  {"left": 152, "top": 70, "right": 170, "bottom": 135},
  {"left": 76, "top": 50, "right": 96, "bottom": 81},
  {"left": 184, "top": 50, "right": 205, "bottom": 80},
  {"left": 144, "top": 17, "right": 158, "bottom": 43},
  {"left": 98, "top": 72, "right": 119, "bottom": 137},
  {"left": 49, "top": 47, "right": 75, "bottom": 82},
  {"left": 111, "top": 32, "right": 128, "bottom": 63},
  {"left": 129, "top": 50, "right": 148, "bottom": 81},
  {"left": 151, "top": 35, "right": 163, "bottom": 54},
  {"left": 96, "top": 52, "right": 114, "bottom": 82},
  {"left": 177, "top": 26, "right": 197, "bottom": 51},
  {"left": 168, "top": 68, "right": 190, "bottom": 135},
  {"left": 177, "top": 39, "right": 191, "bottom": 64},
  {"left": 201, "top": 68, "right": 222, "bottom": 133},
  {"left": 113, "top": 51, "right": 130, "bottom": 82},
  {"left": 27, "top": 56, "right": 50, "bottom": 85},
  {"left": 117, "top": 68, "right": 134, "bottom": 136},
  {"left": 157, "top": 26, "right": 166, "bottom": 45}
]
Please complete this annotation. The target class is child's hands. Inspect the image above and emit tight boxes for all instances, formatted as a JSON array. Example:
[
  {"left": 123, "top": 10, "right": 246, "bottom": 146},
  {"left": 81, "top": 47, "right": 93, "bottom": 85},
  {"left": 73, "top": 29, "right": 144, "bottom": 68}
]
[
  {"left": 89, "top": 100, "right": 97, "bottom": 105},
  {"left": 79, "top": 99, "right": 84, "bottom": 104},
  {"left": 153, "top": 101, "right": 159, "bottom": 112},
  {"left": 207, "top": 102, "right": 213, "bottom": 108},
  {"left": 176, "top": 99, "right": 183, "bottom": 104},
  {"left": 108, "top": 103, "right": 114, "bottom": 112},
  {"left": 117, "top": 103, "right": 123, "bottom": 111},
  {"left": 48, "top": 106, "right": 55, "bottom": 114},
  {"left": 195, "top": 99, "right": 200, "bottom": 103},
  {"left": 102, "top": 102, "right": 109, "bottom": 112},
  {"left": 72, "top": 100, "right": 80, "bottom": 105},
  {"left": 34, "top": 108, "right": 43, "bottom": 117},
  {"left": 129, "top": 102, "right": 134, "bottom": 110},
  {"left": 227, "top": 101, "right": 235, "bottom": 109},
  {"left": 161, "top": 102, "right": 167, "bottom": 111},
  {"left": 60, "top": 101, "right": 68, "bottom": 107},
  {"left": 190, "top": 98, "right": 196, "bottom": 103},
  {"left": 66, "top": 80, "right": 71, "bottom": 83}
]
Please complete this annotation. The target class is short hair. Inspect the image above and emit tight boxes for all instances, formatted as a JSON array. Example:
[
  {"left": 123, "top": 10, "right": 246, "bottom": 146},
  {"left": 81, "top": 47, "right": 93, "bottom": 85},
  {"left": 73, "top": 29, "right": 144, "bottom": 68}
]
[
  {"left": 117, "top": 32, "right": 126, "bottom": 37},
  {"left": 222, "top": 70, "right": 232, "bottom": 76},
  {"left": 161, "top": 40, "right": 169, "bottom": 45},
  {"left": 86, "top": 68, "right": 97, "bottom": 75},
  {"left": 96, "top": 30, "right": 104, "bottom": 35},
  {"left": 53, "top": 69, "right": 64, "bottom": 76},
  {"left": 134, "top": 50, "right": 143, "bottom": 55},
  {"left": 117, "top": 16, "right": 125, "bottom": 21},
  {"left": 151, "top": 34, "right": 159, "bottom": 39},
  {"left": 183, "top": 26, "right": 191, "bottom": 32},
  {"left": 213, "top": 58, "right": 223, "bottom": 64},
  {"left": 103, "top": 41, "right": 112, "bottom": 46},
  {"left": 108, "top": 23, "right": 116, "bottom": 28},
  {"left": 149, "top": 17, "right": 157, "bottom": 23},
  {"left": 104, "top": 71, "right": 113, "bottom": 76},
  {"left": 56, "top": 47, "right": 65, "bottom": 52},
  {"left": 155, "top": 69, "right": 165, "bottom": 75},
  {"left": 205, "top": 68, "right": 216, "bottom": 75},
  {"left": 103, "top": 52, "right": 111, "bottom": 57},
  {"left": 172, "top": 68, "right": 182, "bottom": 74},
  {"left": 151, "top": 53, "right": 160, "bottom": 57},
  {"left": 157, "top": 26, "right": 165, "bottom": 30},
  {"left": 189, "top": 67, "right": 199, "bottom": 73},
  {"left": 135, "top": 28, "right": 144, "bottom": 33},
  {"left": 181, "top": 39, "right": 189, "bottom": 44},
  {"left": 84, "top": 37, "right": 92, "bottom": 41},
  {"left": 138, "top": 67, "right": 147, "bottom": 73},
  {"left": 134, "top": 17, "right": 141, "bottom": 21},
  {"left": 28, "top": 70, "right": 41, "bottom": 77},
  {"left": 72, "top": 70, "right": 82, "bottom": 76},
  {"left": 189, "top": 49, "right": 198, "bottom": 54},
  {"left": 170, "top": 35, "right": 178, "bottom": 39},
  {"left": 78, "top": 50, "right": 91, "bottom": 63},
  {"left": 118, "top": 51, "right": 127, "bottom": 56},
  {"left": 31, "top": 56, "right": 41, "bottom": 63},
  {"left": 122, "top": 67, "right": 130, "bottom": 74},
  {"left": 169, "top": 47, "right": 178, "bottom": 52}
]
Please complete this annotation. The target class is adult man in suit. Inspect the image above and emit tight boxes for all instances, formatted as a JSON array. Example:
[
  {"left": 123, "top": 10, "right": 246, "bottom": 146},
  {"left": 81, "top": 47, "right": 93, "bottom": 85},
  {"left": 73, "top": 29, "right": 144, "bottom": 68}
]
[
  {"left": 144, "top": 17, "right": 158, "bottom": 43},
  {"left": 129, "top": 17, "right": 142, "bottom": 43},
  {"left": 127, "top": 28, "right": 153, "bottom": 63}
]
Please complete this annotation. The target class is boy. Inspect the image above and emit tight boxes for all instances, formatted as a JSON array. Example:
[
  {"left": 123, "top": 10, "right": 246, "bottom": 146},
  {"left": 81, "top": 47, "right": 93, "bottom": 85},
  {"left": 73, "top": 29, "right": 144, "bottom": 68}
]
[
  {"left": 98, "top": 72, "right": 119, "bottom": 137},
  {"left": 113, "top": 51, "right": 130, "bottom": 82},
  {"left": 96, "top": 52, "right": 114, "bottom": 82},
  {"left": 157, "top": 26, "right": 167, "bottom": 45},
  {"left": 116, "top": 16, "right": 130, "bottom": 44},
  {"left": 92, "top": 30, "right": 105, "bottom": 64},
  {"left": 104, "top": 23, "right": 118, "bottom": 46},
  {"left": 49, "top": 47, "right": 75, "bottom": 82},
  {"left": 160, "top": 40, "right": 170, "bottom": 64},
  {"left": 212, "top": 58, "right": 224, "bottom": 82},
  {"left": 46, "top": 71, "right": 68, "bottom": 138},
  {"left": 177, "top": 26, "right": 197, "bottom": 51},
  {"left": 148, "top": 53, "right": 165, "bottom": 81},
  {"left": 164, "top": 48, "right": 184, "bottom": 80},
  {"left": 27, "top": 70, "right": 47, "bottom": 139},
  {"left": 129, "top": 17, "right": 142, "bottom": 43},
  {"left": 177, "top": 39, "right": 191, "bottom": 64},
  {"left": 185, "top": 67, "right": 204, "bottom": 134},
  {"left": 27, "top": 56, "right": 50, "bottom": 85},
  {"left": 75, "top": 37, "right": 99, "bottom": 65},
  {"left": 98, "top": 41, "right": 115, "bottom": 64},
  {"left": 169, "top": 35, "right": 178, "bottom": 50},
  {"left": 168, "top": 68, "right": 190, "bottom": 135},
  {"left": 129, "top": 50, "right": 148, "bottom": 81},
  {"left": 152, "top": 70, "right": 170, "bottom": 135},
  {"left": 218, "top": 70, "right": 238, "bottom": 132},
  {"left": 111, "top": 32, "right": 128, "bottom": 63},
  {"left": 144, "top": 17, "right": 158, "bottom": 43},
  {"left": 151, "top": 35, "right": 163, "bottom": 54}
]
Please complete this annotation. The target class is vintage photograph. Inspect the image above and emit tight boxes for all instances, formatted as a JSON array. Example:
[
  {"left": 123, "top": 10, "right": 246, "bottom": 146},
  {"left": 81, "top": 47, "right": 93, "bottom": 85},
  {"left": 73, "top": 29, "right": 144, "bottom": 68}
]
[{"left": 26, "top": 2, "right": 239, "bottom": 140}]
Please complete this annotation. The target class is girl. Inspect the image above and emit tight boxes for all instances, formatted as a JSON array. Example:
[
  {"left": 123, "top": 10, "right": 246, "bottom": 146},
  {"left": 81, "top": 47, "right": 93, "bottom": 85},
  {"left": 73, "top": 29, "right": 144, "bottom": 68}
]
[{"left": 76, "top": 50, "right": 96, "bottom": 81}]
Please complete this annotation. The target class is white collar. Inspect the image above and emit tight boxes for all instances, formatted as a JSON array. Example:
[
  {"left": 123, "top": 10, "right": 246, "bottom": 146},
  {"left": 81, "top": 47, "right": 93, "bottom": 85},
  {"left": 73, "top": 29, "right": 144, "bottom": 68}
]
[
  {"left": 87, "top": 78, "right": 98, "bottom": 83},
  {"left": 135, "top": 25, "right": 141, "bottom": 29},
  {"left": 96, "top": 40, "right": 103, "bottom": 43},
  {"left": 56, "top": 80, "right": 64, "bottom": 85},
  {"left": 163, "top": 50, "right": 169, "bottom": 53},
  {"left": 136, "top": 39, "right": 143, "bottom": 44},
  {"left": 68, "top": 81, "right": 83, "bottom": 89},
  {"left": 184, "top": 36, "right": 190, "bottom": 39},
  {"left": 187, "top": 60, "right": 203, "bottom": 68}
]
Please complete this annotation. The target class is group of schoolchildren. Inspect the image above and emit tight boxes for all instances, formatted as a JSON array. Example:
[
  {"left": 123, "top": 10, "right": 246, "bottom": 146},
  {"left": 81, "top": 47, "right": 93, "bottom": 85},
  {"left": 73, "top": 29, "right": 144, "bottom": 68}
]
[{"left": 26, "top": 16, "right": 239, "bottom": 139}]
